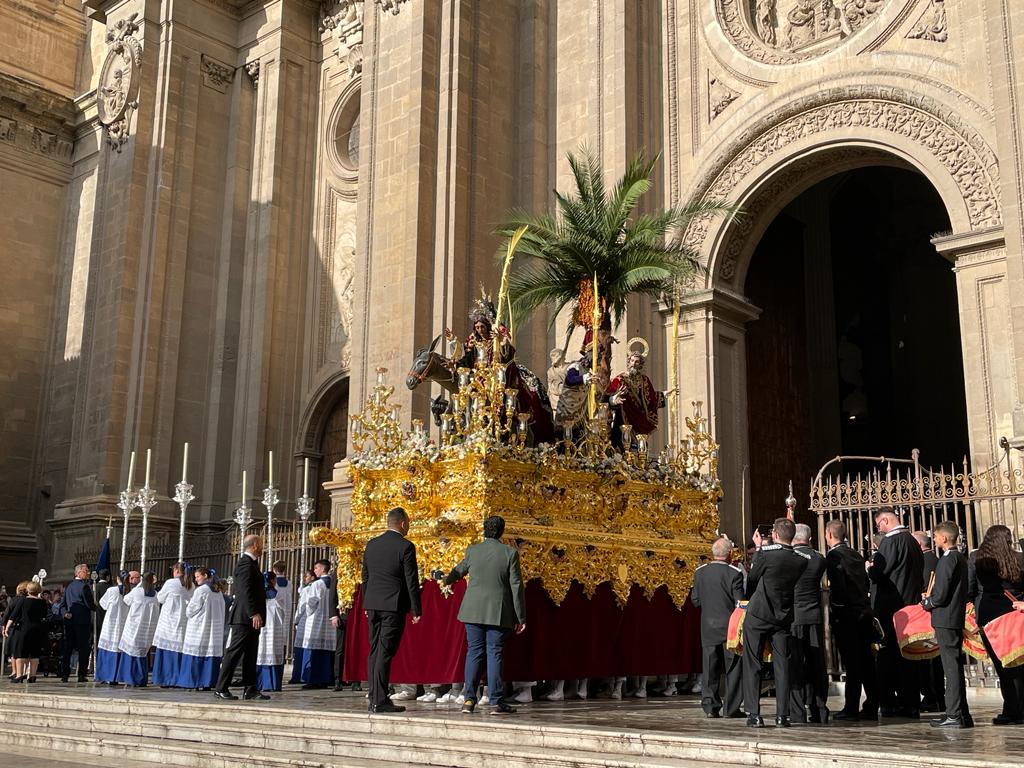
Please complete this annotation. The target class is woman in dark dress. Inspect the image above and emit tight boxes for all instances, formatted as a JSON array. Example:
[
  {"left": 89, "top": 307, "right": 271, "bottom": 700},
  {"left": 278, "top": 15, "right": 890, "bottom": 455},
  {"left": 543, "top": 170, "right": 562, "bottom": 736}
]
[
  {"left": 969, "top": 524, "right": 1024, "bottom": 725},
  {"left": 5, "top": 581, "right": 48, "bottom": 683},
  {"left": 2, "top": 581, "right": 29, "bottom": 681}
]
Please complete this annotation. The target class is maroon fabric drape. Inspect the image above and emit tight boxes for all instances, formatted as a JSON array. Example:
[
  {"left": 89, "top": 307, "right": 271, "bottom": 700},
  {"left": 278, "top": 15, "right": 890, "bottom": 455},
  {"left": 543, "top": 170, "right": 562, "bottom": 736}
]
[{"left": 344, "top": 580, "right": 701, "bottom": 684}]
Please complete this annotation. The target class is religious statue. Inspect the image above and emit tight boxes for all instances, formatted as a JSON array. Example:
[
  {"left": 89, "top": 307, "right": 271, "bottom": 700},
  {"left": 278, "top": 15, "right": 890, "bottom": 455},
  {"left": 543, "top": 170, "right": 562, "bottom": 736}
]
[
  {"left": 554, "top": 352, "right": 596, "bottom": 435},
  {"left": 608, "top": 338, "right": 672, "bottom": 446},
  {"left": 100, "top": 68, "right": 127, "bottom": 121},
  {"left": 447, "top": 289, "right": 516, "bottom": 373},
  {"left": 546, "top": 348, "right": 570, "bottom": 413},
  {"left": 755, "top": 0, "right": 778, "bottom": 46}
]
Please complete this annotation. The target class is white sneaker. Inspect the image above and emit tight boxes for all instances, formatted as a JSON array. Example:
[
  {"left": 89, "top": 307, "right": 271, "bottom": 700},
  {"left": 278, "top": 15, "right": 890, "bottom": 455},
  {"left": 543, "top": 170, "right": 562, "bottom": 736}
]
[
  {"left": 436, "top": 692, "right": 455, "bottom": 704},
  {"left": 689, "top": 682, "right": 701, "bottom": 694},
  {"left": 512, "top": 688, "right": 533, "bottom": 703},
  {"left": 417, "top": 692, "right": 438, "bottom": 702},
  {"left": 455, "top": 694, "right": 466, "bottom": 705},
  {"left": 541, "top": 689, "right": 564, "bottom": 701},
  {"left": 575, "top": 681, "right": 588, "bottom": 700},
  {"left": 479, "top": 694, "right": 490, "bottom": 705},
  {"left": 390, "top": 690, "right": 416, "bottom": 701},
  {"left": 632, "top": 688, "right": 647, "bottom": 699}
]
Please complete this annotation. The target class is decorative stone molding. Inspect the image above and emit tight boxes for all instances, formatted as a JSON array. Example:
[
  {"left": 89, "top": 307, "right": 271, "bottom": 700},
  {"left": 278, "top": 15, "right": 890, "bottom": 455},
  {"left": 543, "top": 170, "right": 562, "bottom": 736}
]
[
  {"left": 708, "top": 74, "right": 739, "bottom": 120},
  {"left": 321, "top": 1, "right": 364, "bottom": 79},
  {"left": 201, "top": 54, "right": 236, "bottom": 92},
  {"left": 682, "top": 87, "right": 1003, "bottom": 281},
  {"left": 718, "top": 0, "right": 890, "bottom": 65},
  {"left": 907, "top": 0, "right": 947, "bottom": 42},
  {"left": 375, "top": 0, "right": 409, "bottom": 15},
  {"left": 0, "top": 72, "right": 75, "bottom": 162},
  {"left": 244, "top": 60, "right": 260, "bottom": 88},
  {"left": 97, "top": 12, "right": 142, "bottom": 152}
]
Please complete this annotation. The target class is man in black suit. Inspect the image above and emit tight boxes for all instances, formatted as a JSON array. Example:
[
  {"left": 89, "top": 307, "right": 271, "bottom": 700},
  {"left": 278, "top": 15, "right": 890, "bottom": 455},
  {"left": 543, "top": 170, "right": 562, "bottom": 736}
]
[
  {"left": 691, "top": 535, "right": 745, "bottom": 719},
  {"left": 361, "top": 506, "right": 421, "bottom": 714},
  {"left": 868, "top": 507, "right": 924, "bottom": 718},
  {"left": 921, "top": 521, "right": 973, "bottom": 728},
  {"left": 60, "top": 564, "right": 96, "bottom": 683},
  {"left": 789, "top": 523, "right": 828, "bottom": 723},
  {"left": 329, "top": 567, "right": 351, "bottom": 691},
  {"left": 914, "top": 530, "right": 945, "bottom": 714},
  {"left": 742, "top": 517, "right": 810, "bottom": 728},
  {"left": 824, "top": 520, "right": 878, "bottom": 720},
  {"left": 215, "top": 534, "right": 268, "bottom": 701}
]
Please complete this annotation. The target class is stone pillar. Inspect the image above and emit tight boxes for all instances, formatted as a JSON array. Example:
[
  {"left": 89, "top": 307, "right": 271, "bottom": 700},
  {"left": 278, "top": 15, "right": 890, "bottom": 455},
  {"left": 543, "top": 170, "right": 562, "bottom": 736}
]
[{"left": 670, "top": 289, "right": 760, "bottom": 541}]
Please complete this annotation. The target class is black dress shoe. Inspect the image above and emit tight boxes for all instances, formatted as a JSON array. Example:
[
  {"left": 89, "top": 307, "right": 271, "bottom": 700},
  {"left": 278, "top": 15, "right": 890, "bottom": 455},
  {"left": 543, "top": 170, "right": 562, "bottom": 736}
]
[
  {"left": 301, "top": 683, "right": 327, "bottom": 690},
  {"left": 60, "top": 677, "right": 68, "bottom": 683},
  {"left": 243, "top": 688, "right": 270, "bottom": 700},
  {"left": 961, "top": 715, "right": 975, "bottom": 728},
  {"left": 992, "top": 713, "right": 1024, "bottom": 725},
  {"left": 214, "top": 690, "right": 239, "bottom": 701},
  {"left": 746, "top": 714, "right": 765, "bottom": 728},
  {"left": 727, "top": 710, "right": 747, "bottom": 719},
  {"left": 372, "top": 702, "right": 406, "bottom": 714},
  {"left": 833, "top": 709, "right": 859, "bottom": 721},
  {"left": 490, "top": 702, "right": 517, "bottom": 715},
  {"left": 704, "top": 710, "right": 721, "bottom": 719},
  {"left": 930, "top": 716, "right": 965, "bottom": 728},
  {"left": 775, "top": 716, "right": 791, "bottom": 728},
  {"left": 333, "top": 683, "right": 344, "bottom": 692}
]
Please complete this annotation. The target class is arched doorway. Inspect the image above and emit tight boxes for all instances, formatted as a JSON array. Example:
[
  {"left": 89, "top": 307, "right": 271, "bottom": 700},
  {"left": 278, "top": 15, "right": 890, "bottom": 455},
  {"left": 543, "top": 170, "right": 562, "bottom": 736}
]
[
  {"left": 742, "top": 166, "right": 969, "bottom": 519},
  {"left": 315, "top": 379, "right": 349, "bottom": 520}
]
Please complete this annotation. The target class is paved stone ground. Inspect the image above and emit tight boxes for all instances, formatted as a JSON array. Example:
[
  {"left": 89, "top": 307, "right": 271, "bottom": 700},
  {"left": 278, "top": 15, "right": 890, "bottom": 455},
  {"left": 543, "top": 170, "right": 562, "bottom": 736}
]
[{"left": 3, "top": 677, "right": 1020, "bottom": 766}]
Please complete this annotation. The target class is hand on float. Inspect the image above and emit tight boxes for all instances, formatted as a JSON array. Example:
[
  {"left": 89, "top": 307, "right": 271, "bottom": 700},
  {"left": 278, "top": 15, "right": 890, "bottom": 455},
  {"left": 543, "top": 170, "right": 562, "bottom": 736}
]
[
  {"left": 515, "top": 623, "right": 526, "bottom": 635},
  {"left": 582, "top": 372, "right": 593, "bottom": 385},
  {"left": 412, "top": 615, "right": 421, "bottom": 625}
]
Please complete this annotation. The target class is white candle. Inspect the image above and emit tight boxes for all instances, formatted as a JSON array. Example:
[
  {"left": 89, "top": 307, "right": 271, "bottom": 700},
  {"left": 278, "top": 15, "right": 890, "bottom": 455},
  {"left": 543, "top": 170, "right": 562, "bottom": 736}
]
[
  {"left": 268, "top": 450, "right": 274, "bottom": 488},
  {"left": 127, "top": 450, "right": 136, "bottom": 490},
  {"left": 144, "top": 449, "right": 152, "bottom": 488},
  {"left": 303, "top": 458, "right": 309, "bottom": 497},
  {"left": 181, "top": 442, "right": 189, "bottom": 483},
  {"left": 242, "top": 470, "right": 247, "bottom": 503}
]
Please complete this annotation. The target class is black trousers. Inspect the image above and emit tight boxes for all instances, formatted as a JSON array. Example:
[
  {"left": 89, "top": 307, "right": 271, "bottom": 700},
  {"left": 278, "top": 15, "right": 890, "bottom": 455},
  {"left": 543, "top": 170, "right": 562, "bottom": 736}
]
[
  {"left": 832, "top": 608, "right": 878, "bottom": 714},
  {"left": 789, "top": 622, "right": 828, "bottom": 720},
  {"left": 936, "top": 626, "right": 970, "bottom": 721},
  {"left": 216, "top": 623, "right": 260, "bottom": 692},
  {"left": 742, "top": 616, "right": 791, "bottom": 718},
  {"left": 918, "top": 657, "right": 946, "bottom": 710},
  {"left": 61, "top": 623, "right": 92, "bottom": 680},
  {"left": 367, "top": 609, "right": 405, "bottom": 708},
  {"left": 334, "top": 618, "right": 346, "bottom": 684},
  {"left": 701, "top": 642, "right": 743, "bottom": 716},
  {"left": 876, "top": 608, "right": 919, "bottom": 711}
]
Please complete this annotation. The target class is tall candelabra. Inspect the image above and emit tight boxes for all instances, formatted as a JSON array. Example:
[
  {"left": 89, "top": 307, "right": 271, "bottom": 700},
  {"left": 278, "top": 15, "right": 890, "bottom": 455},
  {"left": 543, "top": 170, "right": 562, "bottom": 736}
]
[
  {"left": 296, "top": 493, "right": 314, "bottom": 568},
  {"left": 173, "top": 480, "right": 195, "bottom": 562},
  {"left": 137, "top": 484, "right": 157, "bottom": 574},
  {"left": 117, "top": 488, "right": 136, "bottom": 573},
  {"left": 234, "top": 497, "right": 253, "bottom": 559},
  {"left": 262, "top": 484, "right": 279, "bottom": 564}
]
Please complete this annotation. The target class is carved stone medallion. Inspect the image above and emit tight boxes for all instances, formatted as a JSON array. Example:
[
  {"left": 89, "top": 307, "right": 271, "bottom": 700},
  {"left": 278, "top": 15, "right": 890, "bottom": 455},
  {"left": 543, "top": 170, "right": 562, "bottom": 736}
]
[
  {"left": 97, "top": 13, "right": 142, "bottom": 151},
  {"left": 718, "top": 0, "right": 891, "bottom": 65}
]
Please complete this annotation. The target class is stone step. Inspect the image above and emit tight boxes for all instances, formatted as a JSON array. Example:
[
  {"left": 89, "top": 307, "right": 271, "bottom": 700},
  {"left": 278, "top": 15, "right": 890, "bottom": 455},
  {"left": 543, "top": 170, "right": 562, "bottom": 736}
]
[{"left": 0, "top": 703, "right": 715, "bottom": 768}]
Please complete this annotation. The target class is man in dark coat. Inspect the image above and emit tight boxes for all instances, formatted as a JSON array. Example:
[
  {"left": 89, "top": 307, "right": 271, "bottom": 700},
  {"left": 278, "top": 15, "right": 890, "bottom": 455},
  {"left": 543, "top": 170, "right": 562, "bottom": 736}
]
[
  {"left": 59, "top": 564, "right": 96, "bottom": 683},
  {"left": 215, "top": 534, "right": 268, "bottom": 701},
  {"left": 742, "top": 517, "right": 810, "bottom": 728},
  {"left": 361, "top": 506, "right": 422, "bottom": 713},
  {"left": 921, "top": 521, "right": 973, "bottom": 728},
  {"left": 789, "top": 524, "right": 828, "bottom": 723},
  {"left": 868, "top": 507, "right": 924, "bottom": 718},
  {"left": 691, "top": 535, "right": 745, "bottom": 718},
  {"left": 825, "top": 520, "right": 878, "bottom": 720},
  {"left": 914, "top": 530, "right": 945, "bottom": 713},
  {"left": 442, "top": 515, "right": 525, "bottom": 715}
]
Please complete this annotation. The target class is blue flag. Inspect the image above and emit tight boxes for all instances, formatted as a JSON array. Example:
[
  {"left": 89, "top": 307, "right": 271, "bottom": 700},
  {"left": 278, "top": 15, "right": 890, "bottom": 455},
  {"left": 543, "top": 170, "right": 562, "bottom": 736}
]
[{"left": 95, "top": 536, "right": 111, "bottom": 573}]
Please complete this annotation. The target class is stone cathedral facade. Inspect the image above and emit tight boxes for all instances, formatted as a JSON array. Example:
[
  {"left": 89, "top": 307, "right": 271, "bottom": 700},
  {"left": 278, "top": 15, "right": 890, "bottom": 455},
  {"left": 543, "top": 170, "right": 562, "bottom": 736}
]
[{"left": 1, "top": 0, "right": 1023, "bottom": 580}]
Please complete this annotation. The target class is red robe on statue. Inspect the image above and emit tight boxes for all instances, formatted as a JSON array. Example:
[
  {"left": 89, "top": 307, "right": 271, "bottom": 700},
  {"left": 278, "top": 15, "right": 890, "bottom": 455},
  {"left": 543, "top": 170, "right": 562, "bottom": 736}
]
[{"left": 608, "top": 372, "right": 664, "bottom": 436}]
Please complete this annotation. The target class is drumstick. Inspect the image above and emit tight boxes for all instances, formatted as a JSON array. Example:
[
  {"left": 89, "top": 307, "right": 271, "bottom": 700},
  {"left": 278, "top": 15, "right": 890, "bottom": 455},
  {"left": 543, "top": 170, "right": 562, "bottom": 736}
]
[
  {"left": 925, "top": 571, "right": 936, "bottom": 597},
  {"left": 1005, "top": 589, "right": 1020, "bottom": 603}
]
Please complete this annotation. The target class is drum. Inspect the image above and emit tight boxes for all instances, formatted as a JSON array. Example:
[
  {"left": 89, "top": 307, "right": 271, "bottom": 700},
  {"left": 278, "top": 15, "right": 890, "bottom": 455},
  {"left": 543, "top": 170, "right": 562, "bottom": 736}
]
[
  {"left": 893, "top": 604, "right": 940, "bottom": 660},
  {"left": 983, "top": 610, "right": 1024, "bottom": 669},
  {"left": 963, "top": 602, "right": 988, "bottom": 661},
  {"left": 725, "top": 601, "right": 770, "bottom": 661}
]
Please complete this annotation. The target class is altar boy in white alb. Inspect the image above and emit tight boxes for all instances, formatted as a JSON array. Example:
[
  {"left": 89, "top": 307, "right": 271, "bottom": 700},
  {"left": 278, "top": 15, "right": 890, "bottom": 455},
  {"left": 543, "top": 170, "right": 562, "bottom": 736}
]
[
  {"left": 95, "top": 572, "right": 131, "bottom": 683},
  {"left": 294, "top": 559, "right": 337, "bottom": 688},
  {"left": 116, "top": 572, "right": 161, "bottom": 687},
  {"left": 179, "top": 567, "right": 225, "bottom": 690},
  {"left": 152, "top": 563, "right": 193, "bottom": 687},
  {"left": 257, "top": 571, "right": 286, "bottom": 691}
]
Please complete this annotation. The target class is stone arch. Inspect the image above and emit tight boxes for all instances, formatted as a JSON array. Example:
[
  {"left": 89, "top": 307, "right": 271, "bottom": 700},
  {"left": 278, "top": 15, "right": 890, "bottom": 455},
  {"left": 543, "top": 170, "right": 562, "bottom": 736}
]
[
  {"left": 297, "top": 370, "right": 350, "bottom": 455},
  {"left": 683, "top": 84, "right": 1002, "bottom": 290}
]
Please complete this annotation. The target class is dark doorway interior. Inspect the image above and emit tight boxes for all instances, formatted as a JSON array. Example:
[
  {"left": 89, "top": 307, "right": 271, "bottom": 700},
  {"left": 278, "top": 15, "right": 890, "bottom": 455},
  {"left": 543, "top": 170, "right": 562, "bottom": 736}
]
[
  {"left": 317, "top": 379, "right": 349, "bottom": 520},
  {"left": 744, "top": 166, "right": 968, "bottom": 524}
]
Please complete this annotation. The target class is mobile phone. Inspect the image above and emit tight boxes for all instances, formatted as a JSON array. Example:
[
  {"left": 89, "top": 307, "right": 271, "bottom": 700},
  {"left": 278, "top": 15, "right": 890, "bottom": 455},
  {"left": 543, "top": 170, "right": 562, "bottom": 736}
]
[{"left": 756, "top": 523, "right": 773, "bottom": 539}]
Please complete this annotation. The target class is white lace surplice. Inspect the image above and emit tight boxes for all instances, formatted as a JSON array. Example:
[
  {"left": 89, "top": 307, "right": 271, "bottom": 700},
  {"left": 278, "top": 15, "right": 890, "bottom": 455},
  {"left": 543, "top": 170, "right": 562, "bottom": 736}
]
[
  {"left": 118, "top": 589, "right": 161, "bottom": 658},
  {"left": 256, "top": 593, "right": 286, "bottom": 666},
  {"left": 98, "top": 586, "right": 129, "bottom": 653},
  {"left": 153, "top": 579, "right": 192, "bottom": 652},
  {"left": 182, "top": 584, "right": 226, "bottom": 658},
  {"left": 295, "top": 578, "right": 336, "bottom": 652}
]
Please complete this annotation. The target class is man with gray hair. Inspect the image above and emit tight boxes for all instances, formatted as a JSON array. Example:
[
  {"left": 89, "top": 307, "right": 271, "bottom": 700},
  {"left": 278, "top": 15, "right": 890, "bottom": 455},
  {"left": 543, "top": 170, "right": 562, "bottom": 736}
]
[
  {"left": 690, "top": 535, "right": 745, "bottom": 718},
  {"left": 59, "top": 563, "right": 96, "bottom": 683},
  {"left": 789, "top": 523, "right": 828, "bottom": 723}
]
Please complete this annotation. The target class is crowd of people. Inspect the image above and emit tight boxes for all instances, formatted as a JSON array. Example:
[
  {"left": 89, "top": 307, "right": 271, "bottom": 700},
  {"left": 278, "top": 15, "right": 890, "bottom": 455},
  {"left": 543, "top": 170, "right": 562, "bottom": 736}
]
[{"left": 3, "top": 505, "right": 1023, "bottom": 730}]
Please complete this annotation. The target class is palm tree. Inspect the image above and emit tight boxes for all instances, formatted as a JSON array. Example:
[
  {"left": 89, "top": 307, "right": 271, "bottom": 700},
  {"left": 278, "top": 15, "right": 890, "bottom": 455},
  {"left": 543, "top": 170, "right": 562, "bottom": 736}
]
[{"left": 495, "top": 146, "right": 737, "bottom": 340}]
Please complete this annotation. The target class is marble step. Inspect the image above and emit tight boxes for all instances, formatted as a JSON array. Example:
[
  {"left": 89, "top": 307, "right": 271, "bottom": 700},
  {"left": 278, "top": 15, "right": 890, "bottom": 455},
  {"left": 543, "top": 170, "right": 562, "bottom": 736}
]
[{"left": 0, "top": 703, "right": 718, "bottom": 768}]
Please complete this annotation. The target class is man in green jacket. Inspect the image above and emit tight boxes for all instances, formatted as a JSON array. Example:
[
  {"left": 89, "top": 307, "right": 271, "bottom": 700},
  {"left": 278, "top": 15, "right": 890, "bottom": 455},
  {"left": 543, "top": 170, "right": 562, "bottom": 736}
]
[{"left": 442, "top": 515, "right": 526, "bottom": 715}]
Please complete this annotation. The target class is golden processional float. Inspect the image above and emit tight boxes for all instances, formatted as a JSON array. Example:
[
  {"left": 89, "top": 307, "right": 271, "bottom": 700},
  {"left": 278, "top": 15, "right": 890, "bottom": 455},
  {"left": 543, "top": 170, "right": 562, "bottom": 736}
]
[{"left": 310, "top": 342, "right": 722, "bottom": 612}]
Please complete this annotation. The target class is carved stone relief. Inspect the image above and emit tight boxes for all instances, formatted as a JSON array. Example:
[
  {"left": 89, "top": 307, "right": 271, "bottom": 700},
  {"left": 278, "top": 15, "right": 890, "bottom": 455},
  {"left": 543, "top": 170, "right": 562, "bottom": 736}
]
[
  {"left": 375, "top": 0, "right": 409, "bottom": 15},
  {"left": 244, "top": 60, "right": 260, "bottom": 89},
  {"left": 97, "top": 13, "right": 142, "bottom": 152},
  {"left": 907, "top": 0, "right": 947, "bottom": 42},
  {"left": 201, "top": 54, "right": 236, "bottom": 92},
  {"left": 320, "top": 191, "right": 357, "bottom": 370},
  {"left": 709, "top": 74, "right": 740, "bottom": 120},
  {"left": 718, "top": 0, "right": 889, "bottom": 64},
  {"left": 321, "top": 1, "right": 364, "bottom": 79},
  {"left": 682, "top": 89, "right": 1002, "bottom": 280}
]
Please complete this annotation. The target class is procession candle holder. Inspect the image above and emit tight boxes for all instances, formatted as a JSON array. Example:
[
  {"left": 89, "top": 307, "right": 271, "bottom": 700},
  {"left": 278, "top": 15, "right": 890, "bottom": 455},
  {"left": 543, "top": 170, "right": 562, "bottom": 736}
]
[
  {"left": 621, "top": 424, "right": 634, "bottom": 453},
  {"left": 233, "top": 499, "right": 253, "bottom": 558},
  {"left": 262, "top": 484, "right": 280, "bottom": 563},
  {"left": 173, "top": 481, "right": 195, "bottom": 563},
  {"left": 296, "top": 494, "right": 314, "bottom": 567},
  {"left": 136, "top": 484, "right": 157, "bottom": 575},
  {"left": 475, "top": 344, "right": 487, "bottom": 366},
  {"left": 516, "top": 412, "right": 531, "bottom": 446},
  {"left": 457, "top": 367, "right": 471, "bottom": 389},
  {"left": 496, "top": 366, "right": 506, "bottom": 387},
  {"left": 636, "top": 435, "right": 649, "bottom": 467},
  {"left": 117, "top": 488, "right": 136, "bottom": 573}
]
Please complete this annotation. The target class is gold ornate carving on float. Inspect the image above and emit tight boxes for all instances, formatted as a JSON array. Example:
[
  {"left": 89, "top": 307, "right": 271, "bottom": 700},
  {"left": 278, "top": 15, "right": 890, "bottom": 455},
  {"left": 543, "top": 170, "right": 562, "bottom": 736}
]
[{"left": 312, "top": 349, "right": 722, "bottom": 611}]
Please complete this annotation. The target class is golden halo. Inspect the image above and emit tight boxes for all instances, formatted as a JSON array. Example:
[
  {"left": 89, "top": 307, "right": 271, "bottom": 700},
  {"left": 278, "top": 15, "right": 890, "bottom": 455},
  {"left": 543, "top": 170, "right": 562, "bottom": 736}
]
[{"left": 626, "top": 337, "right": 650, "bottom": 357}]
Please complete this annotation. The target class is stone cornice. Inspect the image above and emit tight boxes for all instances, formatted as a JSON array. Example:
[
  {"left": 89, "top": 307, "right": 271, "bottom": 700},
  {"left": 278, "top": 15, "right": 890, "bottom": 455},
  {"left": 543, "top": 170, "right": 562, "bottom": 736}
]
[
  {"left": 0, "top": 71, "right": 77, "bottom": 167},
  {"left": 932, "top": 226, "right": 1005, "bottom": 260},
  {"left": 0, "top": 71, "right": 78, "bottom": 127}
]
